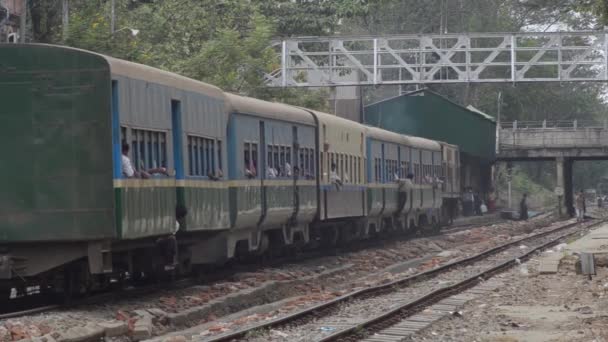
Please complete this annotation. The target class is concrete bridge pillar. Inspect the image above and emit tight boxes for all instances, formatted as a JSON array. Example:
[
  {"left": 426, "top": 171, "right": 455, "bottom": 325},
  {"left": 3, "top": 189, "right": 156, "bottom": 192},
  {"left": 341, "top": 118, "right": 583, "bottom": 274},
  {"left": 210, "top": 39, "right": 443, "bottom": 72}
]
[{"left": 556, "top": 157, "right": 574, "bottom": 217}]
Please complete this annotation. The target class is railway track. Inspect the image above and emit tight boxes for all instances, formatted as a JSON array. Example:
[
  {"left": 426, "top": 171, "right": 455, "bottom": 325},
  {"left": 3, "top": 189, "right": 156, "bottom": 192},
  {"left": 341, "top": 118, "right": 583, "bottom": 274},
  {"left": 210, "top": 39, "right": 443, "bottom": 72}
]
[
  {"left": 208, "top": 217, "right": 599, "bottom": 342},
  {"left": 0, "top": 213, "right": 545, "bottom": 323}
]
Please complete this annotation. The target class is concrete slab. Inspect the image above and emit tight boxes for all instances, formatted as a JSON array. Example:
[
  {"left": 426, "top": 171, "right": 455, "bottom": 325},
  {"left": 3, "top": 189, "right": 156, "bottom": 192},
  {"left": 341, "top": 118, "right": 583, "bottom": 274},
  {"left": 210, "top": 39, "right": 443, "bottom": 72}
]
[
  {"left": 536, "top": 221, "right": 608, "bottom": 275},
  {"left": 565, "top": 222, "right": 608, "bottom": 254},
  {"left": 487, "top": 305, "right": 594, "bottom": 342}
]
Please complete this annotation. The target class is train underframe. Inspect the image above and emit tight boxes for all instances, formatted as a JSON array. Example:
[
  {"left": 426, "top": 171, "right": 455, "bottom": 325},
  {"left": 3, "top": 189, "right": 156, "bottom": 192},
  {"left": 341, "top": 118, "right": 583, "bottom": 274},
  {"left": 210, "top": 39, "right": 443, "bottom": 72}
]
[{"left": 0, "top": 206, "right": 443, "bottom": 301}]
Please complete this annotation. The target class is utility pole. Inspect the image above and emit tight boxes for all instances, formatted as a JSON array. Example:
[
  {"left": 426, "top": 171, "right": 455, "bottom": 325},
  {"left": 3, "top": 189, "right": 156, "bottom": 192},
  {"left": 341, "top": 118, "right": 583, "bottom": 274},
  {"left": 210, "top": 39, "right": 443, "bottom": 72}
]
[
  {"left": 62, "top": 0, "right": 69, "bottom": 41},
  {"left": 110, "top": 0, "right": 115, "bottom": 33},
  {"left": 19, "top": 0, "right": 26, "bottom": 42}
]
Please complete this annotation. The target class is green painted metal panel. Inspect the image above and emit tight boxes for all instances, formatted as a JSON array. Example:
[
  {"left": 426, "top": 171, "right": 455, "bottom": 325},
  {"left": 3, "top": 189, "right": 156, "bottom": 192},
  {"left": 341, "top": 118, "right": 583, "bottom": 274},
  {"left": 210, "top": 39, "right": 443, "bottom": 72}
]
[
  {"left": 120, "top": 186, "right": 175, "bottom": 239},
  {"left": 385, "top": 188, "right": 398, "bottom": 213},
  {"left": 229, "top": 186, "right": 262, "bottom": 229},
  {"left": 365, "top": 90, "right": 496, "bottom": 162},
  {"left": 185, "top": 187, "right": 230, "bottom": 231},
  {"left": 367, "top": 188, "right": 384, "bottom": 217},
  {"left": 297, "top": 185, "right": 317, "bottom": 218},
  {"left": 0, "top": 45, "right": 114, "bottom": 242},
  {"left": 265, "top": 185, "right": 294, "bottom": 218}
]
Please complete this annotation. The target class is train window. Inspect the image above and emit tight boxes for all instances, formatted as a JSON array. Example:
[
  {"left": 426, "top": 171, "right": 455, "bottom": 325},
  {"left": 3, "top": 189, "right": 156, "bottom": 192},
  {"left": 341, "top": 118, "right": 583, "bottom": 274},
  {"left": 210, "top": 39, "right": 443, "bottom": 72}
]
[
  {"left": 373, "top": 158, "right": 376, "bottom": 182},
  {"left": 188, "top": 135, "right": 217, "bottom": 177},
  {"left": 267, "top": 146, "right": 273, "bottom": 171},
  {"left": 304, "top": 148, "right": 310, "bottom": 176},
  {"left": 279, "top": 146, "right": 286, "bottom": 175},
  {"left": 217, "top": 141, "right": 222, "bottom": 171},
  {"left": 320, "top": 152, "right": 324, "bottom": 180},
  {"left": 243, "top": 142, "right": 258, "bottom": 178},
  {"left": 131, "top": 128, "right": 168, "bottom": 172},
  {"left": 121, "top": 126, "right": 127, "bottom": 141},
  {"left": 358, "top": 157, "right": 362, "bottom": 184},
  {"left": 350, "top": 156, "right": 355, "bottom": 184},
  {"left": 343, "top": 155, "right": 348, "bottom": 183},
  {"left": 251, "top": 143, "right": 258, "bottom": 174},
  {"left": 307, "top": 148, "right": 315, "bottom": 178},
  {"left": 340, "top": 154, "right": 344, "bottom": 181}
]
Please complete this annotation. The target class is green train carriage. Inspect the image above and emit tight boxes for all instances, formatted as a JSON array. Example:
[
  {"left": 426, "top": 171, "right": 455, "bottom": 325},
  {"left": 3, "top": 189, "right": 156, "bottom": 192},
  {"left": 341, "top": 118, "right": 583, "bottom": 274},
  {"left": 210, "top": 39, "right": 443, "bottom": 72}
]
[{"left": 0, "top": 44, "right": 462, "bottom": 297}]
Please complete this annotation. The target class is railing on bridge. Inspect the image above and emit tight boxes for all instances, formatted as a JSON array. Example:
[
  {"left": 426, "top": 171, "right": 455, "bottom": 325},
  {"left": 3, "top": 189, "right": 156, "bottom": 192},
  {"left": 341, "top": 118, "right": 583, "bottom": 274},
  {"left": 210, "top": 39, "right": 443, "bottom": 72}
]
[
  {"left": 266, "top": 31, "right": 608, "bottom": 87},
  {"left": 498, "top": 120, "right": 608, "bottom": 153},
  {"left": 500, "top": 120, "right": 608, "bottom": 130}
]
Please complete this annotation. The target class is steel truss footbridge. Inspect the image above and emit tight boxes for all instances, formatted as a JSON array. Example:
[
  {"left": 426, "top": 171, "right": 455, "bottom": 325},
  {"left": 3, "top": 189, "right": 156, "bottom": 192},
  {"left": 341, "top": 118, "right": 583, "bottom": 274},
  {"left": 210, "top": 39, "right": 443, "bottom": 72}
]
[{"left": 266, "top": 31, "right": 608, "bottom": 87}]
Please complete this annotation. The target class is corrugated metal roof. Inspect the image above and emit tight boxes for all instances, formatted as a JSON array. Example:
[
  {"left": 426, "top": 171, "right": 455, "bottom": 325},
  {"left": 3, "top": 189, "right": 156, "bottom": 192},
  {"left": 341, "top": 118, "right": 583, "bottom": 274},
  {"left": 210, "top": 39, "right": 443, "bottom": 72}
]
[
  {"left": 225, "top": 93, "right": 315, "bottom": 125},
  {"left": 466, "top": 105, "right": 496, "bottom": 122}
]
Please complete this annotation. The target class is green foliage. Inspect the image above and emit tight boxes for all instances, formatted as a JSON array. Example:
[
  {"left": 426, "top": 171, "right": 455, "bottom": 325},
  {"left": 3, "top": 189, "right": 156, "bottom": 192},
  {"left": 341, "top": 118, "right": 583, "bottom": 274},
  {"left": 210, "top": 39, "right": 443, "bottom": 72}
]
[
  {"left": 495, "top": 164, "right": 555, "bottom": 209},
  {"left": 30, "top": 0, "right": 333, "bottom": 107},
  {"left": 254, "top": 0, "right": 370, "bottom": 36}
]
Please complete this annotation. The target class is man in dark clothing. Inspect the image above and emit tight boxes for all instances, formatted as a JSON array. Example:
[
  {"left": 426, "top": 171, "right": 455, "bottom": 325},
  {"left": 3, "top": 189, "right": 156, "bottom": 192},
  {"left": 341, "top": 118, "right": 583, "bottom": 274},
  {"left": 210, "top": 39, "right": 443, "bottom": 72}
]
[
  {"left": 519, "top": 193, "right": 529, "bottom": 220},
  {"left": 474, "top": 192, "right": 483, "bottom": 216}
]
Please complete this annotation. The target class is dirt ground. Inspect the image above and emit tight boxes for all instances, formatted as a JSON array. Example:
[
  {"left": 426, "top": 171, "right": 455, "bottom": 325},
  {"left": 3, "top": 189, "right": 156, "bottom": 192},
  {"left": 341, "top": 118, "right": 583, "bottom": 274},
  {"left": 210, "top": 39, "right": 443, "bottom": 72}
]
[
  {"left": 0, "top": 213, "right": 556, "bottom": 342},
  {"left": 413, "top": 239, "right": 608, "bottom": 341}
]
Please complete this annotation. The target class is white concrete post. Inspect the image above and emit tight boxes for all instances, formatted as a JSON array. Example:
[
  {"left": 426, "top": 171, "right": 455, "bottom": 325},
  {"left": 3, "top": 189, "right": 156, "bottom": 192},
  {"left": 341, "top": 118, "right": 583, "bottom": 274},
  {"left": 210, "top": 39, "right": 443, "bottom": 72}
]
[{"left": 556, "top": 157, "right": 565, "bottom": 217}]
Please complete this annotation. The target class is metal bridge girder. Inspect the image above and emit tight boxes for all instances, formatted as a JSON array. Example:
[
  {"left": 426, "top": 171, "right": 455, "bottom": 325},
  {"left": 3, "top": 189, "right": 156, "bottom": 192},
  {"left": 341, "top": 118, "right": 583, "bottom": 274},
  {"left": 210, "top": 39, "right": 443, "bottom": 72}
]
[{"left": 267, "top": 32, "right": 608, "bottom": 87}]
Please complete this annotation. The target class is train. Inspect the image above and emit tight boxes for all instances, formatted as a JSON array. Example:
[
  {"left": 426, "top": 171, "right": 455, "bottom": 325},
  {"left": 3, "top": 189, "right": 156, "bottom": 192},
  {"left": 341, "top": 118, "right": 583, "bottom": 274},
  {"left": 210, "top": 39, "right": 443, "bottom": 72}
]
[{"left": 0, "top": 44, "right": 460, "bottom": 297}]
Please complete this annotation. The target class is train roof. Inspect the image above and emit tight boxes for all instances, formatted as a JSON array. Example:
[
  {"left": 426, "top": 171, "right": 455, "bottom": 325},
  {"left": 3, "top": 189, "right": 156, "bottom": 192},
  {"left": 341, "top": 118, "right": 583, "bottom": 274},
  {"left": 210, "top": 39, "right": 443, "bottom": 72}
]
[
  {"left": 224, "top": 93, "right": 315, "bottom": 125},
  {"left": 23, "top": 44, "right": 225, "bottom": 99},
  {"left": 105, "top": 56, "right": 225, "bottom": 99},
  {"left": 308, "top": 109, "right": 365, "bottom": 132},
  {"left": 365, "top": 125, "right": 441, "bottom": 151}
]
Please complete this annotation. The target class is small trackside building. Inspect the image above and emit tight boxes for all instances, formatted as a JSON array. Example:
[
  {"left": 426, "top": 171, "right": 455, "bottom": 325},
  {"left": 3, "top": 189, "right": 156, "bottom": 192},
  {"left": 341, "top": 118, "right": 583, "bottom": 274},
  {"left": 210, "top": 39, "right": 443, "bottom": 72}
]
[{"left": 364, "top": 89, "right": 496, "bottom": 196}]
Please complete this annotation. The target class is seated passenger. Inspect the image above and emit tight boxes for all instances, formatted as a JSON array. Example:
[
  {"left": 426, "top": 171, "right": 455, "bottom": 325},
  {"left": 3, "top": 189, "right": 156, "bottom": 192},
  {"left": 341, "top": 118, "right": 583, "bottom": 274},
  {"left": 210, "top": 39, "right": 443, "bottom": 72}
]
[
  {"left": 267, "top": 165, "right": 277, "bottom": 178},
  {"left": 122, "top": 142, "right": 136, "bottom": 178},
  {"left": 293, "top": 165, "right": 300, "bottom": 179},
  {"left": 245, "top": 158, "right": 256, "bottom": 179},
  {"left": 330, "top": 163, "right": 342, "bottom": 190},
  {"left": 207, "top": 169, "right": 223, "bottom": 181},
  {"left": 121, "top": 142, "right": 168, "bottom": 179},
  {"left": 284, "top": 162, "right": 292, "bottom": 177}
]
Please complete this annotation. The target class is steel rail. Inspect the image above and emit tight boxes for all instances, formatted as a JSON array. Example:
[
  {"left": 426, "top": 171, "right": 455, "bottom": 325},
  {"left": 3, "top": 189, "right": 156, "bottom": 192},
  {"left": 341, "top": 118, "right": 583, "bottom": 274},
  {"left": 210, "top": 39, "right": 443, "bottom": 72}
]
[
  {"left": 2, "top": 214, "right": 516, "bottom": 320},
  {"left": 208, "top": 218, "right": 594, "bottom": 342},
  {"left": 320, "top": 219, "right": 603, "bottom": 342}
]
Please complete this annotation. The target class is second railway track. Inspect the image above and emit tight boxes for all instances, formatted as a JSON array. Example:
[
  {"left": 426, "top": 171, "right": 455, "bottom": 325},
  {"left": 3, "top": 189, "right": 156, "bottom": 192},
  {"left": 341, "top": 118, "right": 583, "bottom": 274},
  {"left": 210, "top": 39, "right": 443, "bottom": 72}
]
[{"left": 207, "top": 217, "right": 600, "bottom": 342}]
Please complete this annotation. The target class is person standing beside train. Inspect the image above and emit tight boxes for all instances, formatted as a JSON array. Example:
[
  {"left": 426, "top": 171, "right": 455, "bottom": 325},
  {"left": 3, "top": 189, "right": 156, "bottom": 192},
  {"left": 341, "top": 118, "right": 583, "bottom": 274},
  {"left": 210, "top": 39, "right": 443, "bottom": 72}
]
[
  {"left": 396, "top": 172, "right": 414, "bottom": 211},
  {"left": 462, "top": 188, "right": 474, "bottom": 216},
  {"left": 576, "top": 190, "right": 585, "bottom": 222}
]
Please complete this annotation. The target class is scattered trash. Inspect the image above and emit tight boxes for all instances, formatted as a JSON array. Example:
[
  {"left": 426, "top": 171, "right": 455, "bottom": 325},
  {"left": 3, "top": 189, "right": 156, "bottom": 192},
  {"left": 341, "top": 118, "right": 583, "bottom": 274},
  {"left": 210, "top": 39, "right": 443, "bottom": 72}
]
[
  {"left": 575, "top": 306, "right": 594, "bottom": 315},
  {"left": 555, "top": 243, "right": 568, "bottom": 252},
  {"left": 515, "top": 258, "right": 521, "bottom": 265},
  {"left": 519, "top": 245, "right": 528, "bottom": 249},
  {"left": 519, "top": 265, "right": 529, "bottom": 276},
  {"left": 438, "top": 250, "right": 456, "bottom": 258},
  {"left": 320, "top": 327, "right": 336, "bottom": 332},
  {"left": 451, "top": 311, "right": 464, "bottom": 317},
  {"left": 431, "top": 331, "right": 438, "bottom": 336},
  {"left": 478, "top": 304, "right": 487, "bottom": 308},
  {"left": 271, "top": 330, "right": 289, "bottom": 338}
]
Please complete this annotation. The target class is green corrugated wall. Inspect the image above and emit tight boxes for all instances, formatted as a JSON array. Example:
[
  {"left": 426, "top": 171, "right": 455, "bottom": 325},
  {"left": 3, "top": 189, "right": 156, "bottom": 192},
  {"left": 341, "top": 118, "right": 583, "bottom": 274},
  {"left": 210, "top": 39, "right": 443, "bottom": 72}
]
[{"left": 364, "top": 90, "right": 496, "bottom": 162}]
